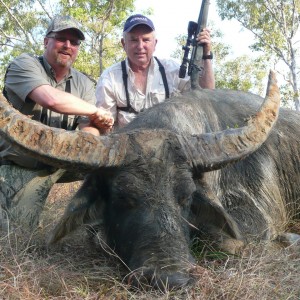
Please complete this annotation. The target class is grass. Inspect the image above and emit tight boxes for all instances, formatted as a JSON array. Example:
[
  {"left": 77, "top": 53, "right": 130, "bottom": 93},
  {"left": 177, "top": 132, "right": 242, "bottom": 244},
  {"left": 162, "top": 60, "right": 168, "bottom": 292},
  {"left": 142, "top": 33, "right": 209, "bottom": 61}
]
[{"left": 1, "top": 182, "right": 300, "bottom": 299}]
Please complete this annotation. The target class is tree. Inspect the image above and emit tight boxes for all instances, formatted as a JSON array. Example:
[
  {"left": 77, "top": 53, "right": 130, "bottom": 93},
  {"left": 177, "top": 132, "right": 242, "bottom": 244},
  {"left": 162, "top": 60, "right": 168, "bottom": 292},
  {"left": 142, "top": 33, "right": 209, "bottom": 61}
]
[
  {"left": 215, "top": 55, "right": 267, "bottom": 94},
  {"left": 216, "top": 0, "right": 300, "bottom": 110},
  {"left": 58, "top": 0, "right": 135, "bottom": 79},
  {"left": 0, "top": 0, "right": 135, "bottom": 88},
  {"left": 0, "top": 0, "right": 48, "bottom": 79}
]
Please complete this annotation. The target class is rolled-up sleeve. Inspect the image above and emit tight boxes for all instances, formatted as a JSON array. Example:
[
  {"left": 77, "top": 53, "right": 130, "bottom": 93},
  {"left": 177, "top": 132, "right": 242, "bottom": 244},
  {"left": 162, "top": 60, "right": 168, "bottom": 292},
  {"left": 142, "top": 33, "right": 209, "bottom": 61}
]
[{"left": 5, "top": 54, "right": 50, "bottom": 102}]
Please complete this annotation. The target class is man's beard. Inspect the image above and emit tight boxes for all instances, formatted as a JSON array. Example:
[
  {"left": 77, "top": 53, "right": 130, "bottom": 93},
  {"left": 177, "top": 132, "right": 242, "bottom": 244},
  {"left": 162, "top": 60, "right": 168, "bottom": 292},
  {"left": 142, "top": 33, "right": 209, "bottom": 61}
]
[{"left": 56, "top": 55, "right": 73, "bottom": 68}]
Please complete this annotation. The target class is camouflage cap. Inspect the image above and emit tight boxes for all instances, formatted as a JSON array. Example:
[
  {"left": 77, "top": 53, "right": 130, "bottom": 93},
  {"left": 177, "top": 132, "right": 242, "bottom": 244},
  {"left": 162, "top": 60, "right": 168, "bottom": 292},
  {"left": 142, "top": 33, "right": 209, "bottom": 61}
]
[{"left": 46, "top": 15, "right": 85, "bottom": 40}]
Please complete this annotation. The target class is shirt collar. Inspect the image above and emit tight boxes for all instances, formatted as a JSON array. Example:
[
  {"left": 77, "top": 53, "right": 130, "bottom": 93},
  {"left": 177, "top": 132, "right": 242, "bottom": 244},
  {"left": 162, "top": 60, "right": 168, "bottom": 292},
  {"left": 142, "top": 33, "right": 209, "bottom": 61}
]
[{"left": 125, "top": 56, "right": 156, "bottom": 73}]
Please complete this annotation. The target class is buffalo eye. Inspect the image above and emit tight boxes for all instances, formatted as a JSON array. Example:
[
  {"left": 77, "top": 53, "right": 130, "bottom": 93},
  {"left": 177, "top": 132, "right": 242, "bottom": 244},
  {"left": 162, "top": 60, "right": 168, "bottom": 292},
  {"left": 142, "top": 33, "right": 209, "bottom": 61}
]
[{"left": 110, "top": 183, "right": 140, "bottom": 210}]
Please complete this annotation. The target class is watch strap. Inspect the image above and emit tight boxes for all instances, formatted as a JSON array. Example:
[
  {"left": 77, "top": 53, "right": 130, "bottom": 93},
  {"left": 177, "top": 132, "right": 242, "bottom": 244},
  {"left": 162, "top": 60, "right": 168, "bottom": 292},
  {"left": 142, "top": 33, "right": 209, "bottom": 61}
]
[{"left": 202, "top": 52, "right": 213, "bottom": 60}]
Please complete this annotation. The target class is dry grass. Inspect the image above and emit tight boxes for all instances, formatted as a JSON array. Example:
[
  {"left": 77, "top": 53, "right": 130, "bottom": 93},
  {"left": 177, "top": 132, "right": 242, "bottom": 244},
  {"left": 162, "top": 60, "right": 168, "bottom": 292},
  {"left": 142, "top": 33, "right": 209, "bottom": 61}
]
[{"left": 1, "top": 182, "right": 300, "bottom": 300}]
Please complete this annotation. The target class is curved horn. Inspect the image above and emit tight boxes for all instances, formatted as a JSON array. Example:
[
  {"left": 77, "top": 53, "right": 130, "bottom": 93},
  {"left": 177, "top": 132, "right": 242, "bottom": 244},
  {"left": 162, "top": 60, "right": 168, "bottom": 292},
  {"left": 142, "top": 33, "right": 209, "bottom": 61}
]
[
  {"left": 0, "top": 95, "right": 129, "bottom": 171},
  {"left": 0, "top": 96, "right": 181, "bottom": 171},
  {"left": 182, "top": 70, "right": 280, "bottom": 173}
]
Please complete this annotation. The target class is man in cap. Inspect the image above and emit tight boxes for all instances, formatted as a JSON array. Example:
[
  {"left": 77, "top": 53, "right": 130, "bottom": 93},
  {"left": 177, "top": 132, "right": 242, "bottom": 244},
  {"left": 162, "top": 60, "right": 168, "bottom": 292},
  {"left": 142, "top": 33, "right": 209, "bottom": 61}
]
[
  {"left": 0, "top": 15, "right": 114, "bottom": 229},
  {"left": 95, "top": 14, "right": 215, "bottom": 130}
]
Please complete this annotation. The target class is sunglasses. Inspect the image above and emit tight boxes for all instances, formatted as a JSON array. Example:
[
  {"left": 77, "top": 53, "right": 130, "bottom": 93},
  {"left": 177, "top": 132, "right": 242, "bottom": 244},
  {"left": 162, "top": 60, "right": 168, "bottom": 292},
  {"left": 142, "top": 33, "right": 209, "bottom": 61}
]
[{"left": 47, "top": 34, "right": 81, "bottom": 47}]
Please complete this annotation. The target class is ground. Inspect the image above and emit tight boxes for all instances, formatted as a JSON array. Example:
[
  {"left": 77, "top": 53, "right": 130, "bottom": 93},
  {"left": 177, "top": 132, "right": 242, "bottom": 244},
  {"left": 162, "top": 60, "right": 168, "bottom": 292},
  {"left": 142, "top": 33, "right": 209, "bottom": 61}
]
[{"left": 0, "top": 182, "right": 300, "bottom": 300}]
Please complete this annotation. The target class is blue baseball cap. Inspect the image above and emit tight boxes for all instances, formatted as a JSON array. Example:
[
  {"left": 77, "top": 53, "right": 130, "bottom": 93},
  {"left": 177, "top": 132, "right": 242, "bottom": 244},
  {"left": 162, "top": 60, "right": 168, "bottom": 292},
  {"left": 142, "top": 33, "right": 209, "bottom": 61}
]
[{"left": 123, "top": 14, "right": 155, "bottom": 32}]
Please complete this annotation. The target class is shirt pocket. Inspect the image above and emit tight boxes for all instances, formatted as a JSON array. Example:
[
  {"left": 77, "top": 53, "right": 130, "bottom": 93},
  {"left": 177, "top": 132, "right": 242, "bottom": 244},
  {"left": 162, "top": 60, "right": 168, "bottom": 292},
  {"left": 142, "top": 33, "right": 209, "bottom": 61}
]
[{"left": 149, "top": 79, "right": 167, "bottom": 104}]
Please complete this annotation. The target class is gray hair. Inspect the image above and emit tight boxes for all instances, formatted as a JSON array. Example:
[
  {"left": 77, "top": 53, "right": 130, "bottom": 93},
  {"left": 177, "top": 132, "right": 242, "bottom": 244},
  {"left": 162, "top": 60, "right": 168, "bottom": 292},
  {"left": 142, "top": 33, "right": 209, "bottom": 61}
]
[{"left": 123, "top": 30, "right": 156, "bottom": 39}]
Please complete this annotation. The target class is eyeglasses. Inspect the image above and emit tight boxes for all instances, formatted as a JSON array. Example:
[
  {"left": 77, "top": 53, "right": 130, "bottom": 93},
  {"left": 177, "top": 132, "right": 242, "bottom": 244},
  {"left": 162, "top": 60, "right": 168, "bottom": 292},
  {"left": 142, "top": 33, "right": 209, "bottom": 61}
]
[{"left": 47, "top": 34, "right": 81, "bottom": 47}]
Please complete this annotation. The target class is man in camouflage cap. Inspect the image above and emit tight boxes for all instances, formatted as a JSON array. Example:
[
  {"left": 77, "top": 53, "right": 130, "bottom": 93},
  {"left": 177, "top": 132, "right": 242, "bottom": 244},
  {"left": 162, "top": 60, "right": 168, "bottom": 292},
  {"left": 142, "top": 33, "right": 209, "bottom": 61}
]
[
  {"left": 46, "top": 15, "right": 86, "bottom": 40},
  {"left": 0, "top": 15, "right": 114, "bottom": 229}
]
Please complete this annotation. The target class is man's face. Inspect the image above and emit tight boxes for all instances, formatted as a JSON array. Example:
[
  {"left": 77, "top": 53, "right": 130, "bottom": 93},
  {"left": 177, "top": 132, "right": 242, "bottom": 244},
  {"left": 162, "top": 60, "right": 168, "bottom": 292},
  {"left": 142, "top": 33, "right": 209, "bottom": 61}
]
[
  {"left": 122, "top": 25, "right": 157, "bottom": 69},
  {"left": 44, "top": 29, "right": 81, "bottom": 69}
]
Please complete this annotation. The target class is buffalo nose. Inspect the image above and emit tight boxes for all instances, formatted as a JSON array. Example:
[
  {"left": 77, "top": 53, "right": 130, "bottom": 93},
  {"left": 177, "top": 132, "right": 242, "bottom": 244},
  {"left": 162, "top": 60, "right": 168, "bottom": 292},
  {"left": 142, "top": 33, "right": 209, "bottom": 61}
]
[{"left": 126, "top": 269, "right": 193, "bottom": 291}]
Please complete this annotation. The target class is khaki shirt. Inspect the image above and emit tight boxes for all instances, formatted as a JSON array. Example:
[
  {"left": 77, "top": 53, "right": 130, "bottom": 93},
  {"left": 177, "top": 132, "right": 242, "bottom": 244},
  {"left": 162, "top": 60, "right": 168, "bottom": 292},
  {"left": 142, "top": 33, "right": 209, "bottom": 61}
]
[
  {"left": 0, "top": 53, "right": 96, "bottom": 168},
  {"left": 95, "top": 57, "right": 190, "bottom": 128}
]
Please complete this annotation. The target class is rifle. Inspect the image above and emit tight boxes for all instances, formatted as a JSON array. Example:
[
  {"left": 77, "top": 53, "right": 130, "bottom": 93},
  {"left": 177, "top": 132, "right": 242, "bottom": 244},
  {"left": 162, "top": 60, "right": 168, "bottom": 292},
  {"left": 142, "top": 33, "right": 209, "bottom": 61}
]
[{"left": 179, "top": 0, "right": 210, "bottom": 89}]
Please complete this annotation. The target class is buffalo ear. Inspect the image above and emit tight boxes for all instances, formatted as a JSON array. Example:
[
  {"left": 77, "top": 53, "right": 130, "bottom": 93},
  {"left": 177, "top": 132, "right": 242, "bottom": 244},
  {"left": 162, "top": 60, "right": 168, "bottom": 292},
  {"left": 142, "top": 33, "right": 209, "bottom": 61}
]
[
  {"left": 47, "top": 175, "right": 106, "bottom": 245},
  {"left": 189, "top": 188, "right": 244, "bottom": 254}
]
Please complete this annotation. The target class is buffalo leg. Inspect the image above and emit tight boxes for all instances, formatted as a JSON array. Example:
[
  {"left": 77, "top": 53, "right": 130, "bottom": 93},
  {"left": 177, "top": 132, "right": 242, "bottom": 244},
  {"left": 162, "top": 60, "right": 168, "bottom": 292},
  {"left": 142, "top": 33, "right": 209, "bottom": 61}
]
[{"left": 0, "top": 165, "right": 65, "bottom": 229}]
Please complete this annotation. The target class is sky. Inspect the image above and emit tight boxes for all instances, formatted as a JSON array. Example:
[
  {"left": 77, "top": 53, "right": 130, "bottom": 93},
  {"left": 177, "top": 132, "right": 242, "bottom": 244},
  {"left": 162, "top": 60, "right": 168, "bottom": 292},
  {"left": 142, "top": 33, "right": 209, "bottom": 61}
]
[{"left": 133, "top": 0, "right": 255, "bottom": 61}]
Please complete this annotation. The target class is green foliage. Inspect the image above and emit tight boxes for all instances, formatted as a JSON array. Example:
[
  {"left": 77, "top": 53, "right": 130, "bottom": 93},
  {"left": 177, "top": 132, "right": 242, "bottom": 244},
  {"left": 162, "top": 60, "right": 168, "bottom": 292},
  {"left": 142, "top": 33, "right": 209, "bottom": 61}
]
[
  {"left": 0, "top": 0, "right": 44, "bottom": 52},
  {"left": 0, "top": 0, "right": 46, "bottom": 81},
  {"left": 279, "top": 83, "right": 296, "bottom": 108},
  {"left": 216, "top": 0, "right": 300, "bottom": 109},
  {"left": 191, "top": 237, "right": 234, "bottom": 262},
  {"left": 171, "top": 34, "right": 186, "bottom": 61},
  {"left": 216, "top": 0, "right": 298, "bottom": 55},
  {"left": 0, "top": 0, "right": 135, "bottom": 85},
  {"left": 209, "top": 27, "right": 267, "bottom": 94},
  {"left": 215, "top": 55, "right": 267, "bottom": 95}
]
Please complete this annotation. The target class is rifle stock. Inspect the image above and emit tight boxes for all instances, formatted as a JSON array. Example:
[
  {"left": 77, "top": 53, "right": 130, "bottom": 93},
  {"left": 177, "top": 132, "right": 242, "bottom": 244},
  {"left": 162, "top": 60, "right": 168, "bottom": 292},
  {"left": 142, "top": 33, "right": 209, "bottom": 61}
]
[{"left": 179, "top": 0, "right": 210, "bottom": 89}]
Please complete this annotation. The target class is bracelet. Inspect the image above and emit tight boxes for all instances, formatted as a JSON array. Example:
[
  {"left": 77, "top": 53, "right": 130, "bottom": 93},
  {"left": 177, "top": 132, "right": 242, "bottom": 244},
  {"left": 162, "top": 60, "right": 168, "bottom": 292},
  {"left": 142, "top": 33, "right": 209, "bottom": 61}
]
[{"left": 202, "top": 52, "right": 213, "bottom": 60}]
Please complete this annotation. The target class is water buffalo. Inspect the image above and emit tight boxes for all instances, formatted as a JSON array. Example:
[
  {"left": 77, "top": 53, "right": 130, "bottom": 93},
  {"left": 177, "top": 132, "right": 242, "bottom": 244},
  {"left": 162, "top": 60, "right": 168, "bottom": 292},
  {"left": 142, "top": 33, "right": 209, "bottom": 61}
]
[{"left": 0, "top": 71, "right": 299, "bottom": 290}]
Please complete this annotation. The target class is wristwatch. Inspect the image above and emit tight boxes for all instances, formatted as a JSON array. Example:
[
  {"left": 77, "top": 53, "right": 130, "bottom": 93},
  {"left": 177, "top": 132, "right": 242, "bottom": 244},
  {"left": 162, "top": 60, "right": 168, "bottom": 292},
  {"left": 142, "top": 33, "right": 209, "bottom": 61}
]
[{"left": 202, "top": 52, "right": 213, "bottom": 59}]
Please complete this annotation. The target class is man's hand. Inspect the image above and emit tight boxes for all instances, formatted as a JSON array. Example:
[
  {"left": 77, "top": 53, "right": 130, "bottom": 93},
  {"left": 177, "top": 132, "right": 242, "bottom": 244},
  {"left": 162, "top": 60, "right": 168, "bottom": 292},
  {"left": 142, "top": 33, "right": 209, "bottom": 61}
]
[
  {"left": 89, "top": 108, "right": 114, "bottom": 130},
  {"left": 196, "top": 28, "right": 212, "bottom": 56}
]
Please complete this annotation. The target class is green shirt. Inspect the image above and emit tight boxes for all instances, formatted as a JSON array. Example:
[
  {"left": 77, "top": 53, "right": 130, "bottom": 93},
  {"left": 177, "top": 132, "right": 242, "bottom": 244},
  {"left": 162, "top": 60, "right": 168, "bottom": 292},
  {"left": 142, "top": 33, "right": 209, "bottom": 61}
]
[{"left": 1, "top": 53, "right": 96, "bottom": 168}]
